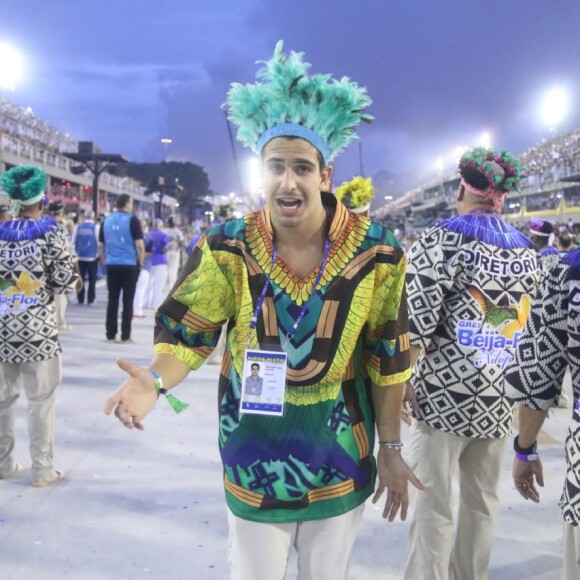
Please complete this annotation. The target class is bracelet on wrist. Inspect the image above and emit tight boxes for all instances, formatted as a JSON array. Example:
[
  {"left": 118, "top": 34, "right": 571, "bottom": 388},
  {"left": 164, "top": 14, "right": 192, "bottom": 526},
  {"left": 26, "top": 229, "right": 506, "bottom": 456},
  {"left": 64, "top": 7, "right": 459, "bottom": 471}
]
[
  {"left": 149, "top": 370, "right": 189, "bottom": 414},
  {"left": 378, "top": 440, "right": 403, "bottom": 450},
  {"left": 515, "top": 451, "right": 539, "bottom": 462},
  {"left": 513, "top": 435, "right": 537, "bottom": 455}
]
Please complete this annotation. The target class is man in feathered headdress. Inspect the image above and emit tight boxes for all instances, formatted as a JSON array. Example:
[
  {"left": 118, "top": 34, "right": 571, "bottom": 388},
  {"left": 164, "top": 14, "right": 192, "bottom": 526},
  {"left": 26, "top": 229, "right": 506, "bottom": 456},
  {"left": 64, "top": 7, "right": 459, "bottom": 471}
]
[
  {"left": 0, "top": 165, "right": 78, "bottom": 487},
  {"left": 404, "top": 147, "right": 541, "bottom": 579},
  {"left": 104, "top": 41, "right": 422, "bottom": 577}
]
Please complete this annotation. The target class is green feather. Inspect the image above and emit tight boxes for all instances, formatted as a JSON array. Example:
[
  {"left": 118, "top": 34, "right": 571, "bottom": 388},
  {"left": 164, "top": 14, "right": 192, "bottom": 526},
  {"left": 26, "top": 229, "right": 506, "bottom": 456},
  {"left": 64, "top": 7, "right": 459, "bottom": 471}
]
[
  {"left": 1, "top": 165, "right": 46, "bottom": 201},
  {"left": 224, "top": 41, "right": 373, "bottom": 161}
]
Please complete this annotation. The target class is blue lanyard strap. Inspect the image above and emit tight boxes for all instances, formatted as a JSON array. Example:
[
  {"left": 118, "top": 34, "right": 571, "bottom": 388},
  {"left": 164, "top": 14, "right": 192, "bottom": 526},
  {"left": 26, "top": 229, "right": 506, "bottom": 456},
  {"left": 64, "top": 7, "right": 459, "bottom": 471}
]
[{"left": 249, "top": 238, "right": 331, "bottom": 345}]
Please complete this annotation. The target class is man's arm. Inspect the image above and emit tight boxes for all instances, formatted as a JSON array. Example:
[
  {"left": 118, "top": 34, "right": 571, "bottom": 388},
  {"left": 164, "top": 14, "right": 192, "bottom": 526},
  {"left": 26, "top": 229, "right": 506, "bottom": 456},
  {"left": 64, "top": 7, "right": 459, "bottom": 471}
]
[
  {"left": 135, "top": 238, "right": 145, "bottom": 267},
  {"left": 104, "top": 353, "right": 191, "bottom": 430},
  {"left": 371, "top": 382, "right": 425, "bottom": 521},
  {"left": 402, "top": 344, "right": 422, "bottom": 423}
]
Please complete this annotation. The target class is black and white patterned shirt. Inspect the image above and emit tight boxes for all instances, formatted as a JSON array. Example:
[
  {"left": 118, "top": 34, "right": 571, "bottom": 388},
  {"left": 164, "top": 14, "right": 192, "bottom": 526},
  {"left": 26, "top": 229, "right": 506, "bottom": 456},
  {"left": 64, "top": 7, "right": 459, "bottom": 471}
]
[
  {"left": 505, "top": 250, "right": 580, "bottom": 526},
  {"left": 0, "top": 217, "right": 78, "bottom": 363},
  {"left": 407, "top": 213, "right": 540, "bottom": 438}
]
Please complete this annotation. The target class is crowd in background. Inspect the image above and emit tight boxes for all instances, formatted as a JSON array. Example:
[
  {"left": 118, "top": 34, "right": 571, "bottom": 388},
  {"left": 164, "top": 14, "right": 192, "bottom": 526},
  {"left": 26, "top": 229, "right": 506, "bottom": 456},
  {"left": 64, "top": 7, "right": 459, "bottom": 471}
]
[{"left": 0, "top": 96, "right": 77, "bottom": 154}]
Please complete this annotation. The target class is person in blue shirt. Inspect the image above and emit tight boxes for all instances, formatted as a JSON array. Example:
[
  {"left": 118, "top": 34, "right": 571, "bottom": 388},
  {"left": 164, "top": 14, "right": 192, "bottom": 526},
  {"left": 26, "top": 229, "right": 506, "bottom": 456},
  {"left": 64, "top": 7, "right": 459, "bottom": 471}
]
[
  {"left": 98, "top": 195, "right": 144, "bottom": 343},
  {"left": 147, "top": 218, "right": 174, "bottom": 309},
  {"left": 73, "top": 210, "right": 99, "bottom": 305}
]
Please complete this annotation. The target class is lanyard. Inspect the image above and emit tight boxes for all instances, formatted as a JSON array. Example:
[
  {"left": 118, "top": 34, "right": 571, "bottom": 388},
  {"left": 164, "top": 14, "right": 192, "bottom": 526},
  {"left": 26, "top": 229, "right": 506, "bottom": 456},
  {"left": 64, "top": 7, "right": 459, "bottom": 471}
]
[{"left": 249, "top": 238, "right": 331, "bottom": 347}]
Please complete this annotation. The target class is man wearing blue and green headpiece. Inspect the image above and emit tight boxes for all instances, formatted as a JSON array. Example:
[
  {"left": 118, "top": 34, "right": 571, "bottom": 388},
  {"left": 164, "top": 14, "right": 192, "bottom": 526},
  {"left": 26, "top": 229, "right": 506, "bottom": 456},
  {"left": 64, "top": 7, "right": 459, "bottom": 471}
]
[{"left": 105, "top": 42, "right": 422, "bottom": 579}]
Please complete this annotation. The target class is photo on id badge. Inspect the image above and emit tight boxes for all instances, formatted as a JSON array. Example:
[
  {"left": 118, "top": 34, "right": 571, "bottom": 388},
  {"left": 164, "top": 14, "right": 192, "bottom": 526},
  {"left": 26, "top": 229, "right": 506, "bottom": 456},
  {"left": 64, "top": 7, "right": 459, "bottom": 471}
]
[{"left": 240, "top": 349, "right": 287, "bottom": 417}]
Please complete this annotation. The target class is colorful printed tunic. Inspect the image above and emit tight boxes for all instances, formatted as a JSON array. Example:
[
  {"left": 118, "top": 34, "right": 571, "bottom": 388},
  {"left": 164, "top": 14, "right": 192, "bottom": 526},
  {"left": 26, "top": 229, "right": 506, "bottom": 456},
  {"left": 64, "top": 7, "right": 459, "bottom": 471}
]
[
  {"left": 0, "top": 217, "right": 78, "bottom": 363},
  {"left": 505, "top": 250, "right": 580, "bottom": 526},
  {"left": 154, "top": 193, "right": 410, "bottom": 523},
  {"left": 406, "top": 212, "right": 540, "bottom": 438}
]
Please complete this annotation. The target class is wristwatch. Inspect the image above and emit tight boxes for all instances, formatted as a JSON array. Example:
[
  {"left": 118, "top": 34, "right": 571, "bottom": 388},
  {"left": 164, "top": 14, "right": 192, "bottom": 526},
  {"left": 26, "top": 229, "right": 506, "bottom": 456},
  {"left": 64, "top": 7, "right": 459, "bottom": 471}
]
[{"left": 514, "top": 435, "right": 539, "bottom": 462}]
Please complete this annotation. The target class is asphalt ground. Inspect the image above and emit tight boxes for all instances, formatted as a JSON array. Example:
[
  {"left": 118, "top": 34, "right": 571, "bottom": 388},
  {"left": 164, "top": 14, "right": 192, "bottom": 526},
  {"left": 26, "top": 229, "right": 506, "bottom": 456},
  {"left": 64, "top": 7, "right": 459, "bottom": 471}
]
[{"left": 0, "top": 292, "right": 571, "bottom": 579}]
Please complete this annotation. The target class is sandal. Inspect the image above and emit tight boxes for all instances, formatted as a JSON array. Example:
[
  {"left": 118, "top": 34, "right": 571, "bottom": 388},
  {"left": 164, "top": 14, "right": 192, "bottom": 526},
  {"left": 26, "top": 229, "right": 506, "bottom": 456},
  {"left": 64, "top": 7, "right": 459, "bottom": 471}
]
[
  {"left": 0, "top": 462, "right": 24, "bottom": 480},
  {"left": 32, "top": 470, "right": 65, "bottom": 487}
]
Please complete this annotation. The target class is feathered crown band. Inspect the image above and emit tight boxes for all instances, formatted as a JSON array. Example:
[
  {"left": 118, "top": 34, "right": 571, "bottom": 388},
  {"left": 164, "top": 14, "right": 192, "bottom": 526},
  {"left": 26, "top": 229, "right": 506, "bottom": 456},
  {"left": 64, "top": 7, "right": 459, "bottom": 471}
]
[
  {"left": 1, "top": 165, "right": 46, "bottom": 215},
  {"left": 225, "top": 41, "right": 373, "bottom": 164}
]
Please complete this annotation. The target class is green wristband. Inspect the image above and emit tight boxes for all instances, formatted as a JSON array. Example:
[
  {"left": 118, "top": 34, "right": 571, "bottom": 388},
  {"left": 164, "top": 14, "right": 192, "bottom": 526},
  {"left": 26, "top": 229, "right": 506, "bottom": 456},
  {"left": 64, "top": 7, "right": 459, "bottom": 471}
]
[{"left": 150, "top": 370, "right": 189, "bottom": 414}]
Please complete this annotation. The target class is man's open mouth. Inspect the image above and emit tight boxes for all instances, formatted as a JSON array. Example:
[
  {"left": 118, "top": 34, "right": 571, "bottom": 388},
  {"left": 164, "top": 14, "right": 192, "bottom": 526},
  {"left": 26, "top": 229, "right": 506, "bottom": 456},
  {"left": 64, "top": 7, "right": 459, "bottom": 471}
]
[{"left": 277, "top": 199, "right": 303, "bottom": 209}]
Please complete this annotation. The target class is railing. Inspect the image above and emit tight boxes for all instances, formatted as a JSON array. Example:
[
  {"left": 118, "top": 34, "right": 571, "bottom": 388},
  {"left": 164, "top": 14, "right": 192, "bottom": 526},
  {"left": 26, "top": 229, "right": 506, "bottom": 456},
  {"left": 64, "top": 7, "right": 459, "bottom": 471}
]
[{"left": 0, "top": 133, "right": 147, "bottom": 198}]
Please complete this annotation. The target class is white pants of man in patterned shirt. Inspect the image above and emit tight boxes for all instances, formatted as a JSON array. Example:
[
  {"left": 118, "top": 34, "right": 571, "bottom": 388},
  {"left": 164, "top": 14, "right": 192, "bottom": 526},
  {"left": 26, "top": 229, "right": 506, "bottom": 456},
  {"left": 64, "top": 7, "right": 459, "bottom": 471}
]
[
  {"left": 405, "top": 420, "right": 507, "bottom": 580},
  {"left": 0, "top": 356, "right": 62, "bottom": 484}
]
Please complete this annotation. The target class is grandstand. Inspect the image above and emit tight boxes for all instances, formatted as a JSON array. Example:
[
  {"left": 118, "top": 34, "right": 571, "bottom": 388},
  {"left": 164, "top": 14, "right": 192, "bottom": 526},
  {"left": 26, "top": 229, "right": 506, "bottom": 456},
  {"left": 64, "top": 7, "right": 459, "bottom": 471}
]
[
  {"left": 0, "top": 96, "right": 173, "bottom": 217},
  {"left": 379, "top": 130, "right": 580, "bottom": 234}
]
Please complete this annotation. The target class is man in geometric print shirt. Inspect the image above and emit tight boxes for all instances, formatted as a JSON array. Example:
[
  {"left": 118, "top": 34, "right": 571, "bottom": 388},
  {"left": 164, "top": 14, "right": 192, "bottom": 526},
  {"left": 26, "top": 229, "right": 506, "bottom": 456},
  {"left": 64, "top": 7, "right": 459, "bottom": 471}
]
[
  {"left": 505, "top": 249, "right": 580, "bottom": 580},
  {"left": 405, "top": 147, "right": 540, "bottom": 580},
  {"left": 0, "top": 165, "right": 78, "bottom": 487},
  {"left": 105, "top": 42, "right": 422, "bottom": 579}
]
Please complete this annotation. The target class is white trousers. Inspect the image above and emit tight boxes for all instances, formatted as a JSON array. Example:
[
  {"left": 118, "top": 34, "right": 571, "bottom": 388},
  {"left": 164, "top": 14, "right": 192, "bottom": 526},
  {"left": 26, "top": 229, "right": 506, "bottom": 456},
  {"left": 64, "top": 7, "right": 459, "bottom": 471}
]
[
  {"left": 166, "top": 251, "right": 180, "bottom": 291},
  {"left": 563, "top": 520, "right": 580, "bottom": 580},
  {"left": 147, "top": 264, "right": 167, "bottom": 310},
  {"left": 405, "top": 421, "right": 507, "bottom": 580},
  {"left": 133, "top": 268, "right": 150, "bottom": 316},
  {"left": 227, "top": 504, "right": 365, "bottom": 580},
  {"left": 0, "top": 356, "right": 62, "bottom": 482}
]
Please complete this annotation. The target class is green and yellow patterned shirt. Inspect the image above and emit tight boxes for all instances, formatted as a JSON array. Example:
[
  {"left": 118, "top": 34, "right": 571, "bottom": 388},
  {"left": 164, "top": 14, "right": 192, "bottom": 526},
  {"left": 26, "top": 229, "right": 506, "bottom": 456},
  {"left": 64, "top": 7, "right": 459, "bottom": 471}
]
[{"left": 154, "top": 192, "right": 410, "bottom": 523}]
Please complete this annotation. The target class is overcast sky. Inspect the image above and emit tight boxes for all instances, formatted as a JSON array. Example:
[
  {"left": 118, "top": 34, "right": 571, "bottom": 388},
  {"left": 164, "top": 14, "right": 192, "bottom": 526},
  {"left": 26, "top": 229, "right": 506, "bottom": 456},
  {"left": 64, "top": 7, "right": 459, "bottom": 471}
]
[{"left": 2, "top": 1, "right": 580, "bottom": 196}]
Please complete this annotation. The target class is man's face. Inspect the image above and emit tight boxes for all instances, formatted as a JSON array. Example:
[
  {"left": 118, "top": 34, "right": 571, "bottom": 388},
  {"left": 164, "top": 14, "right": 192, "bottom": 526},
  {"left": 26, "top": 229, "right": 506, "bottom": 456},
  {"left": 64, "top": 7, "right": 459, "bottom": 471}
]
[
  {"left": 251, "top": 365, "right": 259, "bottom": 377},
  {"left": 261, "top": 137, "right": 332, "bottom": 232}
]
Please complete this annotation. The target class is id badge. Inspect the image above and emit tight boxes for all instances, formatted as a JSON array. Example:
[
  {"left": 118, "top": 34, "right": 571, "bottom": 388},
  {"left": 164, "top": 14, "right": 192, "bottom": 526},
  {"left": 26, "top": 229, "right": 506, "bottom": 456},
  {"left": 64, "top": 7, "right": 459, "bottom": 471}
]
[{"left": 240, "top": 349, "right": 287, "bottom": 417}]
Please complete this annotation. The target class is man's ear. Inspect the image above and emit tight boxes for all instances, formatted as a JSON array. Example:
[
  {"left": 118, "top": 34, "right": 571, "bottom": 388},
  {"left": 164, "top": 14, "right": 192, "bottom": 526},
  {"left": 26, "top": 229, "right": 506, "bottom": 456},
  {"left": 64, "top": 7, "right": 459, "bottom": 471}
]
[
  {"left": 320, "top": 165, "right": 333, "bottom": 191},
  {"left": 457, "top": 185, "right": 465, "bottom": 202}
]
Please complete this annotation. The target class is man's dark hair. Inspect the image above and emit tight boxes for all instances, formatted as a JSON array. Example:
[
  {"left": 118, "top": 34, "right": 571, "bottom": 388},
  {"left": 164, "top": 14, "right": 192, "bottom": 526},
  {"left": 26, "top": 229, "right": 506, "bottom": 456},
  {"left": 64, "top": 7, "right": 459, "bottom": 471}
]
[
  {"left": 47, "top": 200, "right": 64, "bottom": 215},
  {"left": 251, "top": 363, "right": 260, "bottom": 370},
  {"left": 116, "top": 194, "right": 131, "bottom": 209},
  {"left": 560, "top": 232, "right": 573, "bottom": 251}
]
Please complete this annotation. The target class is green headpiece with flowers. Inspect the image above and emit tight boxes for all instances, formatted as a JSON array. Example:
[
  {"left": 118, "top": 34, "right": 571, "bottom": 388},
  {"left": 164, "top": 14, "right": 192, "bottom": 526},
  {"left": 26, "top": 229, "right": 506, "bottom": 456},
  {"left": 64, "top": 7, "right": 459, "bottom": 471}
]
[
  {"left": 1, "top": 165, "right": 47, "bottom": 216},
  {"left": 458, "top": 147, "right": 525, "bottom": 212},
  {"left": 224, "top": 41, "right": 373, "bottom": 164},
  {"left": 459, "top": 147, "right": 525, "bottom": 193}
]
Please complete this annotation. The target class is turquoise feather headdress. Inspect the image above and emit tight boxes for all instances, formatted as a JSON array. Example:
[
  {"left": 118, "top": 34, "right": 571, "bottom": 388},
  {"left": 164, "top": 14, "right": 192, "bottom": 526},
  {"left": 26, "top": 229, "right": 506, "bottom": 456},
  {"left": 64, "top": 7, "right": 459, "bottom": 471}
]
[
  {"left": 224, "top": 41, "right": 373, "bottom": 164},
  {"left": 1, "top": 165, "right": 46, "bottom": 215}
]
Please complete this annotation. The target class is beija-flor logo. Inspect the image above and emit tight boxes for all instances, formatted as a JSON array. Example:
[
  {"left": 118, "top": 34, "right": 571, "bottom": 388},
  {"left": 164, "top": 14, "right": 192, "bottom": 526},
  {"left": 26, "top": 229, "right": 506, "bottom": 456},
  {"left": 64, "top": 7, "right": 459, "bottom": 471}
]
[
  {"left": 0, "top": 272, "right": 43, "bottom": 311},
  {"left": 456, "top": 286, "right": 531, "bottom": 369}
]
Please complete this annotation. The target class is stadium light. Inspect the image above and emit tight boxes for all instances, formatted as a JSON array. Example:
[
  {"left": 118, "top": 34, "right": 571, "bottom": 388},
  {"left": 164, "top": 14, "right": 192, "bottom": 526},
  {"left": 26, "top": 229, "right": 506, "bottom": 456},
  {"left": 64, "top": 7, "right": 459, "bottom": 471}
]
[
  {"left": 453, "top": 145, "right": 468, "bottom": 163},
  {"left": 478, "top": 132, "right": 492, "bottom": 148},
  {"left": 0, "top": 43, "right": 22, "bottom": 90},
  {"left": 541, "top": 87, "right": 570, "bottom": 131},
  {"left": 160, "top": 137, "right": 172, "bottom": 161}
]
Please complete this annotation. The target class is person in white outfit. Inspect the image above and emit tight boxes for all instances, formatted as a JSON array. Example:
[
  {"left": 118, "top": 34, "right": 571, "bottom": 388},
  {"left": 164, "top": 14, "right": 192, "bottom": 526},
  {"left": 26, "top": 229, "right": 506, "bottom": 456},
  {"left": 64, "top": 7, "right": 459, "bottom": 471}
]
[
  {"left": 164, "top": 216, "right": 183, "bottom": 291},
  {"left": 133, "top": 219, "right": 152, "bottom": 318}
]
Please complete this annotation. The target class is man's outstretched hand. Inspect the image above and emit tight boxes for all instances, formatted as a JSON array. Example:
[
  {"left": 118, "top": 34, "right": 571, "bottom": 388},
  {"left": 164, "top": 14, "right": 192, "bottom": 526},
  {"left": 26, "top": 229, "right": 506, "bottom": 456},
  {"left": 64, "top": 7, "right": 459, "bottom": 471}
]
[{"left": 103, "top": 358, "right": 158, "bottom": 430}]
